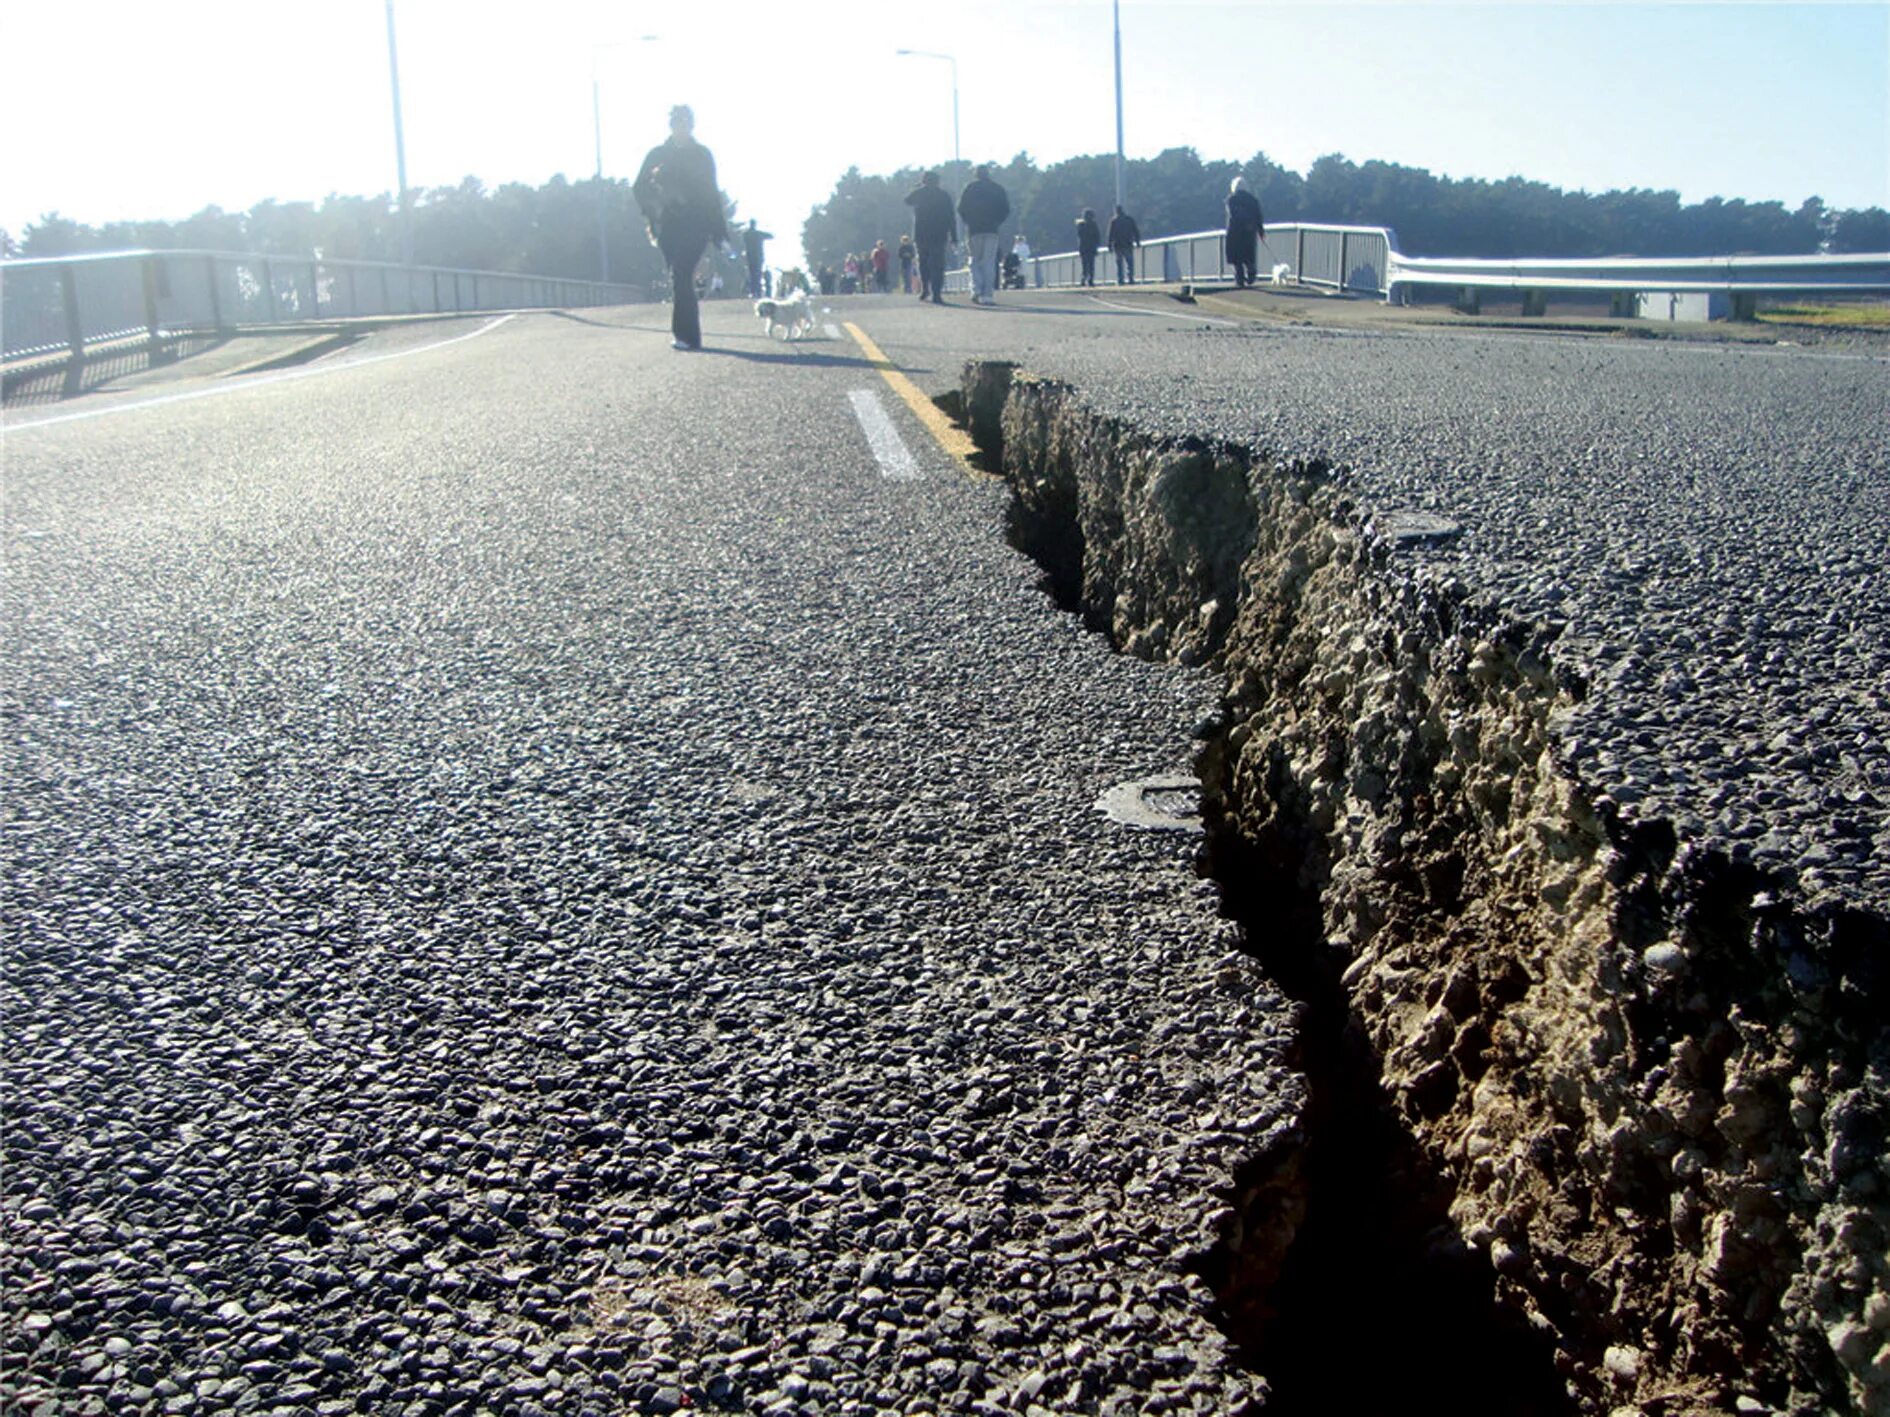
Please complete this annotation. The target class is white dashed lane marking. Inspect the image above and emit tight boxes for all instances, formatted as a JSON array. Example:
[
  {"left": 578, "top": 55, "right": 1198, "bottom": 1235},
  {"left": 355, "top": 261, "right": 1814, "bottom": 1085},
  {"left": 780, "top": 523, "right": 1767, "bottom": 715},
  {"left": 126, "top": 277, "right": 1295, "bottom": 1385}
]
[{"left": 847, "top": 388, "right": 921, "bottom": 481}]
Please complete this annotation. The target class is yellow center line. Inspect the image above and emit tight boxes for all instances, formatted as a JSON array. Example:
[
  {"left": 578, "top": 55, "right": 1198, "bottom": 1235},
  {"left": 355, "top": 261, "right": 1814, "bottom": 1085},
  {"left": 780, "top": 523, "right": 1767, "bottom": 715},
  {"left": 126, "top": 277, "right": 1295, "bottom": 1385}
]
[{"left": 841, "top": 321, "right": 989, "bottom": 477}]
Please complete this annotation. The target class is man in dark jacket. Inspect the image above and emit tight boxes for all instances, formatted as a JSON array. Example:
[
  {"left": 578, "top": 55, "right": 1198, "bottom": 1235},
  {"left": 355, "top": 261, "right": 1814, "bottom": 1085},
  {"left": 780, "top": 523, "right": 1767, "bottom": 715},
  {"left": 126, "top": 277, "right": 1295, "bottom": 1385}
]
[
  {"left": 633, "top": 105, "right": 729, "bottom": 350},
  {"left": 957, "top": 165, "right": 1010, "bottom": 304},
  {"left": 1224, "top": 176, "right": 1265, "bottom": 288},
  {"left": 1075, "top": 208, "right": 1102, "bottom": 287},
  {"left": 903, "top": 171, "right": 957, "bottom": 304},
  {"left": 1106, "top": 205, "right": 1141, "bottom": 285}
]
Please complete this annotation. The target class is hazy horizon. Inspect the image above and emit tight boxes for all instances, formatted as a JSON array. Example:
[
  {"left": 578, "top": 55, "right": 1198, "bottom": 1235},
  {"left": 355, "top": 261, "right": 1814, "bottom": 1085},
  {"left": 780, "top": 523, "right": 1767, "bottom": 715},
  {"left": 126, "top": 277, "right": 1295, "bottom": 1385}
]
[{"left": 4, "top": 1, "right": 1885, "bottom": 259}]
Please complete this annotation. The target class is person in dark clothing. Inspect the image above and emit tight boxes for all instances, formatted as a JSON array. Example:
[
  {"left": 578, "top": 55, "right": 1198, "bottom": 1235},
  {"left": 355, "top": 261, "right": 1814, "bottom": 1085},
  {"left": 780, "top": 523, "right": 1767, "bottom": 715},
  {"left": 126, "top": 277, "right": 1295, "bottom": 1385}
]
[
  {"left": 897, "top": 235, "right": 916, "bottom": 293},
  {"left": 1225, "top": 176, "right": 1265, "bottom": 289},
  {"left": 741, "top": 219, "right": 772, "bottom": 298},
  {"left": 903, "top": 171, "right": 957, "bottom": 304},
  {"left": 1075, "top": 208, "right": 1102, "bottom": 286},
  {"left": 1106, "top": 205, "right": 1141, "bottom": 285},
  {"left": 632, "top": 105, "right": 729, "bottom": 350},
  {"left": 957, "top": 165, "right": 1011, "bottom": 304}
]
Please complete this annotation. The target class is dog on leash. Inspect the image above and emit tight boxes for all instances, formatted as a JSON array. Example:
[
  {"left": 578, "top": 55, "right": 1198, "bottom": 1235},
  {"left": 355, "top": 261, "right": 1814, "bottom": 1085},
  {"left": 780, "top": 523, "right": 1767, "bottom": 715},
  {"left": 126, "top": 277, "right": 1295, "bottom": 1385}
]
[
  {"left": 1269, "top": 263, "right": 1296, "bottom": 286},
  {"left": 755, "top": 291, "right": 816, "bottom": 340}
]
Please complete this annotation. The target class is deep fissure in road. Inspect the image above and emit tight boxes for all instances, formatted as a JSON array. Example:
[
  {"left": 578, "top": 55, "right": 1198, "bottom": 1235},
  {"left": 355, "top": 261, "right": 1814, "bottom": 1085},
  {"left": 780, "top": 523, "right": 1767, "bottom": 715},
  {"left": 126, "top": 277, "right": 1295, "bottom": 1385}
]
[
  {"left": 954, "top": 368, "right": 1569, "bottom": 1410},
  {"left": 952, "top": 359, "right": 1886, "bottom": 1415},
  {"left": 1187, "top": 776, "right": 1572, "bottom": 1415}
]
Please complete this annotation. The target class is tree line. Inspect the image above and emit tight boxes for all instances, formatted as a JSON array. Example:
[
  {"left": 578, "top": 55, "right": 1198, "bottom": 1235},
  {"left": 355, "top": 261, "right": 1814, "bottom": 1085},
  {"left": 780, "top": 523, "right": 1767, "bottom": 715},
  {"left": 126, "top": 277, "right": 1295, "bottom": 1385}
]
[
  {"left": 802, "top": 149, "right": 1889, "bottom": 267},
  {"left": 7, "top": 151, "right": 1885, "bottom": 277},
  {"left": 2, "top": 176, "right": 700, "bottom": 289}
]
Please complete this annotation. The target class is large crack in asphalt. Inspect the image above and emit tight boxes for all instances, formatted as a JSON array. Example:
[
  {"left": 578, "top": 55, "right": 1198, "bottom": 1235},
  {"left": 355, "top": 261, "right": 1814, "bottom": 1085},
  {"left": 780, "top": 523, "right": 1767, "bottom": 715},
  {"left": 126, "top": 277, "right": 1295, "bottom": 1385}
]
[
  {"left": 944, "top": 356, "right": 1888, "bottom": 1416},
  {"left": 943, "top": 369, "right": 1571, "bottom": 1411}
]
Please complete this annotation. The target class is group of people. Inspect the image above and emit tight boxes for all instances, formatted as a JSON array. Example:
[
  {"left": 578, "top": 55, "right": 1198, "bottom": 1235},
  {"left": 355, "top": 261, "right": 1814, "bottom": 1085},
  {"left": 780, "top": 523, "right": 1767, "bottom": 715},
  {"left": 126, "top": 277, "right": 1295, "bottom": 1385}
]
[
  {"left": 1073, "top": 205, "right": 1142, "bottom": 286},
  {"left": 633, "top": 104, "right": 1274, "bottom": 351},
  {"left": 900, "top": 165, "right": 1015, "bottom": 305}
]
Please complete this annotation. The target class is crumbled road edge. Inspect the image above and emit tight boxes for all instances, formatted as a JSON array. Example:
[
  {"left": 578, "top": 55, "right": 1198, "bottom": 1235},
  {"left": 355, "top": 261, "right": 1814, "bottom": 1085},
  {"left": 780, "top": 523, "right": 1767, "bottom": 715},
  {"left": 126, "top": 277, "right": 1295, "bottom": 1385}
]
[{"left": 971, "top": 361, "right": 1889, "bottom": 1416}]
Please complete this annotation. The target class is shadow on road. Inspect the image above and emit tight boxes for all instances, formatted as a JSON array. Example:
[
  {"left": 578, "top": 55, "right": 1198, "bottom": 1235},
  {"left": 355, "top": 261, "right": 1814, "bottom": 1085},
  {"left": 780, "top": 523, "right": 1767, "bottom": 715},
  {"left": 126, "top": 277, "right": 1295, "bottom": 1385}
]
[{"left": 546, "top": 309, "right": 876, "bottom": 368}]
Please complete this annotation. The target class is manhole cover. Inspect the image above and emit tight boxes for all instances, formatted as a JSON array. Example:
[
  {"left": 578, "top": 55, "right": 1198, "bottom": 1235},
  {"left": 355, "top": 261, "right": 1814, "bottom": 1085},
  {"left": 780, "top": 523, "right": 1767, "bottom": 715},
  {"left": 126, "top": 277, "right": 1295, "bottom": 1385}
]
[
  {"left": 1375, "top": 509, "right": 1463, "bottom": 547},
  {"left": 1096, "top": 774, "right": 1203, "bottom": 833}
]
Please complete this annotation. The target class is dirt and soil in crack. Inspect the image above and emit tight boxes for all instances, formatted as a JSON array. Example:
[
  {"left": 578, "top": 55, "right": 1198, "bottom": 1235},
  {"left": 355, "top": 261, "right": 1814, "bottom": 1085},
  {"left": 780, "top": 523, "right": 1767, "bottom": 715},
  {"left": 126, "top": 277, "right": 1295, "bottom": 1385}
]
[
  {"left": 941, "top": 376, "right": 1573, "bottom": 1411},
  {"left": 1190, "top": 811, "right": 1573, "bottom": 1415},
  {"left": 946, "top": 361, "right": 1888, "bottom": 1416}
]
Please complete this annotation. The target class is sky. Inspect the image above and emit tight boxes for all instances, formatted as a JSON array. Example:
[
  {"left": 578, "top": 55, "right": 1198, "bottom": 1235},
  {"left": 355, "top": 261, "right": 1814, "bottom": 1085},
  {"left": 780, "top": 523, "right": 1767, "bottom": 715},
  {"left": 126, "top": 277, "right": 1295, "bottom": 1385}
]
[{"left": 3, "top": 1, "right": 1886, "bottom": 266}]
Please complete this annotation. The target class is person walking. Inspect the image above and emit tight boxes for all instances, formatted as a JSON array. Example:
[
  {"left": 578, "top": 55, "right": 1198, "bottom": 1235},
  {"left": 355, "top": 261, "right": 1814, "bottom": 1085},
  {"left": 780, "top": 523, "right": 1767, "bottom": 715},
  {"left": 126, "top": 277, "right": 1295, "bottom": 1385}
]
[
  {"left": 1107, "top": 204, "right": 1141, "bottom": 285},
  {"left": 957, "top": 164, "right": 1010, "bottom": 305},
  {"left": 1010, "top": 232, "right": 1033, "bottom": 288},
  {"left": 897, "top": 234, "right": 916, "bottom": 293},
  {"left": 1075, "top": 208, "right": 1102, "bottom": 287},
  {"left": 871, "top": 239, "right": 892, "bottom": 293},
  {"left": 903, "top": 170, "right": 956, "bottom": 304},
  {"left": 741, "top": 219, "right": 772, "bottom": 298},
  {"left": 632, "top": 104, "right": 728, "bottom": 351},
  {"left": 1225, "top": 176, "right": 1266, "bottom": 289}
]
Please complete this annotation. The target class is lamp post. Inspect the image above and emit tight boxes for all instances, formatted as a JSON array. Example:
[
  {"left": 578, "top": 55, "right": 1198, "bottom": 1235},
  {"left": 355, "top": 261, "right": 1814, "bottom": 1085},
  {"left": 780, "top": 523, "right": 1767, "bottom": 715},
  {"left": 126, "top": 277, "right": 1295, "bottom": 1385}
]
[
  {"left": 895, "top": 48, "right": 959, "bottom": 169},
  {"left": 593, "top": 35, "right": 659, "bottom": 285},
  {"left": 385, "top": 0, "right": 413, "bottom": 267},
  {"left": 1113, "top": 0, "right": 1125, "bottom": 211}
]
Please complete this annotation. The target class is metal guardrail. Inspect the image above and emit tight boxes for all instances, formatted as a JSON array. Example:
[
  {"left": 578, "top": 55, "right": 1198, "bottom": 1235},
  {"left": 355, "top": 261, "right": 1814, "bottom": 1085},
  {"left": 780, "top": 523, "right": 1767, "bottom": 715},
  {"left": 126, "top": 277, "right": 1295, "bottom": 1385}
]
[
  {"left": 1, "top": 249, "right": 644, "bottom": 364},
  {"left": 1383, "top": 250, "right": 1890, "bottom": 304},
  {"left": 1022, "top": 223, "right": 1394, "bottom": 296},
  {"left": 948, "top": 223, "right": 1889, "bottom": 312}
]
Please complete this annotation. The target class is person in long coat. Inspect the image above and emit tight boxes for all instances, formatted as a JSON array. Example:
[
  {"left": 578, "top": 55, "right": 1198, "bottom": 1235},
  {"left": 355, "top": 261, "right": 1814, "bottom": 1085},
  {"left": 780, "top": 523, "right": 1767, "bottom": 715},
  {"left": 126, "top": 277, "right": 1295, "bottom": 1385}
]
[
  {"left": 1075, "top": 208, "right": 1102, "bottom": 287},
  {"left": 632, "top": 104, "right": 729, "bottom": 350},
  {"left": 1225, "top": 175, "right": 1265, "bottom": 289}
]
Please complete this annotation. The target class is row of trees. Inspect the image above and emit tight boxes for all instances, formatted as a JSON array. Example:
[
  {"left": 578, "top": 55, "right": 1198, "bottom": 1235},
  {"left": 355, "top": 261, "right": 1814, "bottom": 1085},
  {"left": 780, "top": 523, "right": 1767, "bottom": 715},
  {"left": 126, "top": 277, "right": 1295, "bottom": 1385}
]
[
  {"left": 9, "top": 152, "right": 1886, "bottom": 277},
  {"left": 3, "top": 176, "right": 717, "bottom": 290},
  {"left": 802, "top": 149, "right": 1890, "bottom": 267}
]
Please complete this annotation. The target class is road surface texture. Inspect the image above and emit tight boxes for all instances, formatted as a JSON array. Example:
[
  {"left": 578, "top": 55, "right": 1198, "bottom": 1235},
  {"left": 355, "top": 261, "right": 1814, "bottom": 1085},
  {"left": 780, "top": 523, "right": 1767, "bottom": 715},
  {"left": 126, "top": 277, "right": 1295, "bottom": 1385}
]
[
  {"left": 4, "top": 303, "right": 1294, "bottom": 1416},
  {"left": 6, "top": 287, "right": 1888, "bottom": 1415},
  {"left": 842, "top": 285, "right": 1888, "bottom": 1416}
]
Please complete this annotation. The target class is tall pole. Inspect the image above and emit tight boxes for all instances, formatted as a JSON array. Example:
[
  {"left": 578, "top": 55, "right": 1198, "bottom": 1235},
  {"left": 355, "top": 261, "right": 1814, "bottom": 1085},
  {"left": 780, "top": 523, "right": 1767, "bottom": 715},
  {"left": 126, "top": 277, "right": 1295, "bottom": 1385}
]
[
  {"left": 386, "top": 0, "right": 414, "bottom": 267},
  {"left": 1113, "top": 0, "right": 1125, "bottom": 211},
  {"left": 593, "top": 53, "right": 609, "bottom": 284},
  {"left": 950, "top": 55, "right": 961, "bottom": 169}
]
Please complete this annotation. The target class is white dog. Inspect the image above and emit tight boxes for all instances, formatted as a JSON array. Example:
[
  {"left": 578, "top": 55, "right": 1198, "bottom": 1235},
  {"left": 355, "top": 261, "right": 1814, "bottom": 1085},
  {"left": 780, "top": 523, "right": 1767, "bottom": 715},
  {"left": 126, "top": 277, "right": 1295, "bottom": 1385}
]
[
  {"left": 1269, "top": 263, "right": 1296, "bottom": 286},
  {"left": 755, "top": 292, "right": 817, "bottom": 340}
]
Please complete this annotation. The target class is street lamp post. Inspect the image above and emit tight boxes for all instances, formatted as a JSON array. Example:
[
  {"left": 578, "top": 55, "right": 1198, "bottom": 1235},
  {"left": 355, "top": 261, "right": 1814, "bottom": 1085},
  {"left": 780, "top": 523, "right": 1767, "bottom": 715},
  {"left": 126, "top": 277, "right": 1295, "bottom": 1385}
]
[
  {"left": 1113, "top": 0, "right": 1125, "bottom": 211},
  {"left": 895, "top": 49, "right": 959, "bottom": 169},
  {"left": 592, "top": 35, "right": 659, "bottom": 286},
  {"left": 385, "top": 0, "right": 413, "bottom": 267}
]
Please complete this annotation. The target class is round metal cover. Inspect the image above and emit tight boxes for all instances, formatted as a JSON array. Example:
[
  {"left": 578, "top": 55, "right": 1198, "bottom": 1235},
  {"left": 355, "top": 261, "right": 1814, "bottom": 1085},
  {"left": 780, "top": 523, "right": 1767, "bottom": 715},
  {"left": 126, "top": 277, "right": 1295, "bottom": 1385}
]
[{"left": 1095, "top": 774, "right": 1203, "bottom": 833}]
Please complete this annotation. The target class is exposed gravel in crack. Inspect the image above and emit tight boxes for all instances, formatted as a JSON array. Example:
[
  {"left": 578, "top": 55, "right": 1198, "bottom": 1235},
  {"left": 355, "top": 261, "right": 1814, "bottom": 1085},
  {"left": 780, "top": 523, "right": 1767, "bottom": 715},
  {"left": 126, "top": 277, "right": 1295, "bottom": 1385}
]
[
  {"left": 959, "top": 327, "right": 1889, "bottom": 1416},
  {"left": 974, "top": 323, "right": 1890, "bottom": 913},
  {"left": 1, "top": 314, "right": 1298, "bottom": 1416}
]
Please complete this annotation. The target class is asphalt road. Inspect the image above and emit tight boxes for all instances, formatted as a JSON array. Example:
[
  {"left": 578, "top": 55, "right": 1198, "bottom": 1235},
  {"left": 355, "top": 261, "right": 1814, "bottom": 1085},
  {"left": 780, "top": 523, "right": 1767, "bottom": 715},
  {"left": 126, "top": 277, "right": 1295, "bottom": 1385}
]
[
  {"left": 3, "top": 301, "right": 1293, "bottom": 1416},
  {"left": 845, "top": 286, "right": 1890, "bottom": 913},
  {"left": 7, "top": 285, "right": 1886, "bottom": 1415}
]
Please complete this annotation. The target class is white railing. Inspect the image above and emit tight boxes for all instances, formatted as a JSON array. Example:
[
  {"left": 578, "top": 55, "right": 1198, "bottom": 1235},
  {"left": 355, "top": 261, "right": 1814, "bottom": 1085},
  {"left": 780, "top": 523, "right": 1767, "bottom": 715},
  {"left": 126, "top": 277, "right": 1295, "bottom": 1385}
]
[
  {"left": 1384, "top": 250, "right": 1890, "bottom": 304},
  {"left": 939, "top": 224, "right": 1890, "bottom": 312},
  {"left": 2, "top": 249, "right": 645, "bottom": 364},
  {"left": 1019, "top": 223, "right": 1394, "bottom": 296}
]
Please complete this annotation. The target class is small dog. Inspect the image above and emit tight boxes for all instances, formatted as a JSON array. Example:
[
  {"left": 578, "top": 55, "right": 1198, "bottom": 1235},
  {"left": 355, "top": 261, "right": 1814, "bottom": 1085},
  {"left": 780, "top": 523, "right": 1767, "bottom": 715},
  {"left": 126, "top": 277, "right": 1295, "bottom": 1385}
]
[
  {"left": 755, "top": 291, "right": 816, "bottom": 340},
  {"left": 1269, "top": 263, "right": 1296, "bottom": 287}
]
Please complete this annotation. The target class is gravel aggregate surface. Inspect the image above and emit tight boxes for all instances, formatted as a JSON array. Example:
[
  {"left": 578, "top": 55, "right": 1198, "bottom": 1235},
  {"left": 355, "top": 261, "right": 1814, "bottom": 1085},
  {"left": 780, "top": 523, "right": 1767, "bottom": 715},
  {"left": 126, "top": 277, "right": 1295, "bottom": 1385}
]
[
  {"left": 851, "top": 292, "right": 1890, "bottom": 913},
  {"left": 3, "top": 305, "right": 1295, "bottom": 1415}
]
